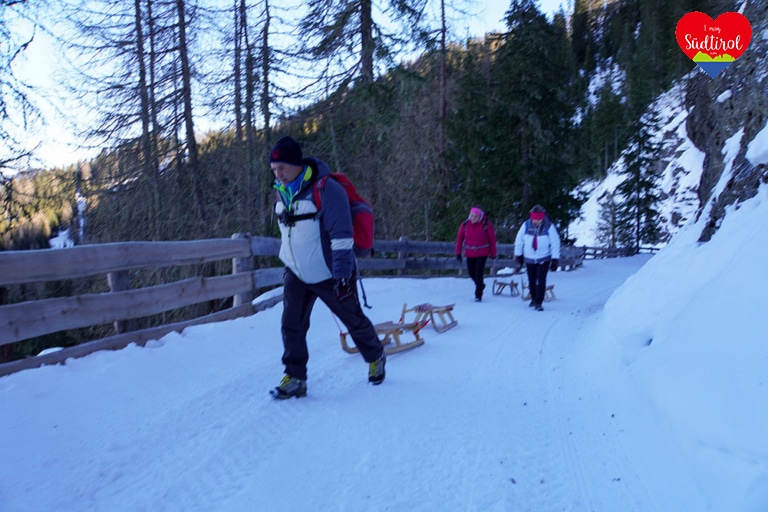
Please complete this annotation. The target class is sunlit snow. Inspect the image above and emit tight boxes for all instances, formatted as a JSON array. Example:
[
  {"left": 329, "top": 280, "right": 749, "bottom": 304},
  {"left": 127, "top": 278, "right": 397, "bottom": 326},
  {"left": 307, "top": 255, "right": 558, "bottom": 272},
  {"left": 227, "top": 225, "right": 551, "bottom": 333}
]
[{"left": 2, "top": 183, "right": 768, "bottom": 511}]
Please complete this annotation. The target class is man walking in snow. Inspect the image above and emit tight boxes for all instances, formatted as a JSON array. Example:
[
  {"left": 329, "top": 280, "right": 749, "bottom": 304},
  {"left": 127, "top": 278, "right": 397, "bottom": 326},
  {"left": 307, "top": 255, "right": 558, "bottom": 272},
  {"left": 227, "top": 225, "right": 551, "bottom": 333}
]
[
  {"left": 268, "top": 136, "right": 386, "bottom": 399},
  {"left": 514, "top": 205, "right": 561, "bottom": 311}
]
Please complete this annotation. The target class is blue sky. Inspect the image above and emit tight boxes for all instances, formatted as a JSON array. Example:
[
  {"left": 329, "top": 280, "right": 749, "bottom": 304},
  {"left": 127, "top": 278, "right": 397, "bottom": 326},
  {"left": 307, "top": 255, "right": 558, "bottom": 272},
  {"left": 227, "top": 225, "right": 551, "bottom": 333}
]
[{"left": 472, "top": 0, "right": 572, "bottom": 33}]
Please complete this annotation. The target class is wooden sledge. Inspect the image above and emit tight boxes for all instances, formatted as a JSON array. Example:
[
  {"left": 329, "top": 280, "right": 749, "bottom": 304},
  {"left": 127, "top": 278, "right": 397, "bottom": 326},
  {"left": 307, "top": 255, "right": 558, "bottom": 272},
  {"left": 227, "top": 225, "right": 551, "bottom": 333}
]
[
  {"left": 521, "top": 282, "right": 556, "bottom": 302},
  {"left": 492, "top": 278, "right": 520, "bottom": 297},
  {"left": 340, "top": 303, "right": 429, "bottom": 355},
  {"left": 403, "top": 302, "right": 458, "bottom": 334}
]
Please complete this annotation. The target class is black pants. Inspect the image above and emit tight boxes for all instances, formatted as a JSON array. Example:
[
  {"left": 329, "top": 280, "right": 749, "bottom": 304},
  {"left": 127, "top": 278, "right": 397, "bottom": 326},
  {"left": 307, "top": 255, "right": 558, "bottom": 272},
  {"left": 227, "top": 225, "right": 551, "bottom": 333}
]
[
  {"left": 281, "top": 269, "right": 383, "bottom": 380},
  {"left": 526, "top": 262, "right": 550, "bottom": 306},
  {"left": 466, "top": 256, "right": 488, "bottom": 299}
]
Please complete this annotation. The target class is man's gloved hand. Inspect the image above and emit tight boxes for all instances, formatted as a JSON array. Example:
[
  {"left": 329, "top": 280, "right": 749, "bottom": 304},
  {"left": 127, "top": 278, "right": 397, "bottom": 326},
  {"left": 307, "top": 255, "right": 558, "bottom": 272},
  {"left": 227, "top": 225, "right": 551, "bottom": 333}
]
[
  {"left": 334, "top": 277, "right": 356, "bottom": 302},
  {"left": 515, "top": 255, "right": 524, "bottom": 267},
  {"left": 550, "top": 259, "right": 559, "bottom": 272},
  {"left": 456, "top": 254, "right": 462, "bottom": 263}
]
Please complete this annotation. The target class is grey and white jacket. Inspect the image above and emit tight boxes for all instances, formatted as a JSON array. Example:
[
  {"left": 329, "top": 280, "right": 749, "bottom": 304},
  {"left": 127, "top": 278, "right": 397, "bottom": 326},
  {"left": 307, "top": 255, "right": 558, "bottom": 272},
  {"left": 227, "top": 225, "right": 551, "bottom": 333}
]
[
  {"left": 514, "top": 218, "right": 561, "bottom": 265},
  {"left": 274, "top": 157, "right": 356, "bottom": 284}
]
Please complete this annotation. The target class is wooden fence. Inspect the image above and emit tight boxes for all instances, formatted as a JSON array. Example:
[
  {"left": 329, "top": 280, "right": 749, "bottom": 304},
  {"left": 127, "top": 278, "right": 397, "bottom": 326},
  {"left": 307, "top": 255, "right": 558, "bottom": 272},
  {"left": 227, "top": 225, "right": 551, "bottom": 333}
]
[
  {"left": 0, "top": 236, "right": 642, "bottom": 376},
  {"left": 582, "top": 246, "right": 659, "bottom": 259}
]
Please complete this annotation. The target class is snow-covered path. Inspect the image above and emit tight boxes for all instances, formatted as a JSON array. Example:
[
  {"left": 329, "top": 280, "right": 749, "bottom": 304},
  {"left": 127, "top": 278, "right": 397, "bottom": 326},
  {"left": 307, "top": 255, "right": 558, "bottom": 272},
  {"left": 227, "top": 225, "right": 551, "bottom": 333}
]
[{"left": 0, "top": 255, "right": 708, "bottom": 511}]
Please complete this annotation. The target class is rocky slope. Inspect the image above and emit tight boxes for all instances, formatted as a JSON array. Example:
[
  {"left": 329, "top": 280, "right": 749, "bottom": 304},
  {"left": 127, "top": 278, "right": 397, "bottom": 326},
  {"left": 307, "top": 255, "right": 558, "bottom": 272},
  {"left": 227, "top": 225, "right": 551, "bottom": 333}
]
[
  {"left": 685, "top": 0, "right": 768, "bottom": 242},
  {"left": 571, "top": 0, "right": 768, "bottom": 246}
]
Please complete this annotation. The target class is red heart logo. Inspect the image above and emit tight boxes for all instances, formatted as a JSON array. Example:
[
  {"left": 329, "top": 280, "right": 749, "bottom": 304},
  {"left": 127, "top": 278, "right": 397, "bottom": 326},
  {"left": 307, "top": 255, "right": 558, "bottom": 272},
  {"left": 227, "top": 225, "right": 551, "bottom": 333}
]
[{"left": 675, "top": 12, "right": 752, "bottom": 78}]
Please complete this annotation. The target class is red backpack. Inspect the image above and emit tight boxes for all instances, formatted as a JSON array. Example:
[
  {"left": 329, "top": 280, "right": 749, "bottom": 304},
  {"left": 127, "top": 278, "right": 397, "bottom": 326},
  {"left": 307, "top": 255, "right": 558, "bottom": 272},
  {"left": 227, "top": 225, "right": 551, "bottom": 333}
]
[{"left": 313, "top": 173, "right": 374, "bottom": 257}]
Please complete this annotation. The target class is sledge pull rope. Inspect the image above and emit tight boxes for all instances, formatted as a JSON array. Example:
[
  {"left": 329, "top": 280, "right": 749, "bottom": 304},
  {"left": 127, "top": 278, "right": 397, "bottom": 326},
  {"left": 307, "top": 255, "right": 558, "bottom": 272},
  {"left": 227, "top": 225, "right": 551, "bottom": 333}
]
[{"left": 330, "top": 310, "right": 344, "bottom": 335}]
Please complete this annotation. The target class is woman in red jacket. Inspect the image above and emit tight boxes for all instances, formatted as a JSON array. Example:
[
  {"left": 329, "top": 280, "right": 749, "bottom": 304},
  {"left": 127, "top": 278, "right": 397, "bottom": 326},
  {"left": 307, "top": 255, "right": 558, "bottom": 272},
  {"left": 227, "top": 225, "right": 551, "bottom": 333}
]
[{"left": 456, "top": 206, "right": 498, "bottom": 301}]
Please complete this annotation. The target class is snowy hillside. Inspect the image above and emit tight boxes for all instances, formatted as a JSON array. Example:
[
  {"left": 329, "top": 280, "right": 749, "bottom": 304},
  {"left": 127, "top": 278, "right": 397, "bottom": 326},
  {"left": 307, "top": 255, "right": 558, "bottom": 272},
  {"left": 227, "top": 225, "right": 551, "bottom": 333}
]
[
  {"left": 569, "top": 78, "right": 705, "bottom": 247},
  {"left": 3, "top": 175, "right": 768, "bottom": 510},
  {"left": 571, "top": 1, "right": 768, "bottom": 248}
]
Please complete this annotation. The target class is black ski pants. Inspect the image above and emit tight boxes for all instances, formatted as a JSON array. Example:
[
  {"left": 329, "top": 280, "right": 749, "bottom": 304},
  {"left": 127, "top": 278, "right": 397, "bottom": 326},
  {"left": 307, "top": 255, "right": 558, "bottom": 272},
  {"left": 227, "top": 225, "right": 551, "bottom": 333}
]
[
  {"left": 280, "top": 269, "right": 383, "bottom": 380},
  {"left": 526, "top": 261, "right": 550, "bottom": 306},
  {"left": 466, "top": 256, "right": 488, "bottom": 299}
]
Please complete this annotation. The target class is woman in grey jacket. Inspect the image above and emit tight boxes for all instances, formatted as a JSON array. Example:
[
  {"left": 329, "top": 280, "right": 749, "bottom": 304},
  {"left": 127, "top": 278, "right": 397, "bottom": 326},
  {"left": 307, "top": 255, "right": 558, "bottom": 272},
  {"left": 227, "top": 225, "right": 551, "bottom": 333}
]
[{"left": 514, "top": 205, "right": 561, "bottom": 311}]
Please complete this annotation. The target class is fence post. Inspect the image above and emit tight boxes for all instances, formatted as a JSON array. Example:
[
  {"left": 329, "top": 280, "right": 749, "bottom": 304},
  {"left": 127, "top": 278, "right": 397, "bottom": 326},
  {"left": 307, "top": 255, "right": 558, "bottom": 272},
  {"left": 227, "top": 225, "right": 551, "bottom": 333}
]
[
  {"left": 0, "top": 287, "right": 12, "bottom": 363},
  {"left": 397, "top": 236, "right": 408, "bottom": 276},
  {"left": 107, "top": 270, "right": 137, "bottom": 334},
  {"left": 232, "top": 233, "right": 253, "bottom": 307}
]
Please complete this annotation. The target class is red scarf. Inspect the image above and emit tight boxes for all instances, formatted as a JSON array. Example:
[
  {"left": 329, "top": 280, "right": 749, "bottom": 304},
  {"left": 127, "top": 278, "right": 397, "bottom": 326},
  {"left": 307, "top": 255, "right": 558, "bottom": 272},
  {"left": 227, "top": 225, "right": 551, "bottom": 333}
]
[{"left": 530, "top": 212, "right": 545, "bottom": 250}]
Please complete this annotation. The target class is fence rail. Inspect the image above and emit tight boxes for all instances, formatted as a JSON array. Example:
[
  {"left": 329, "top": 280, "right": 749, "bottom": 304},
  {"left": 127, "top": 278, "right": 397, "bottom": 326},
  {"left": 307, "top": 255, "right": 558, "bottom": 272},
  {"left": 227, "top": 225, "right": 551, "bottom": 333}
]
[{"left": 0, "top": 235, "right": 647, "bottom": 376}]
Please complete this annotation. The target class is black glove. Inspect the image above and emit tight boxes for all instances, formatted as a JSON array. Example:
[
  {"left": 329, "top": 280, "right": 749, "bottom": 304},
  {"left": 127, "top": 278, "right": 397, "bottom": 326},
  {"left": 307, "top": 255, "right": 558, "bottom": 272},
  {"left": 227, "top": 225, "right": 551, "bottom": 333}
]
[
  {"left": 550, "top": 259, "right": 559, "bottom": 272},
  {"left": 333, "top": 277, "right": 356, "bottom": 302},
  {"left": 456, "top": 254, "right": 462, "bottom": 263},
  {"left": 515, "top": 255, "right": 523, "bottom": 267}
]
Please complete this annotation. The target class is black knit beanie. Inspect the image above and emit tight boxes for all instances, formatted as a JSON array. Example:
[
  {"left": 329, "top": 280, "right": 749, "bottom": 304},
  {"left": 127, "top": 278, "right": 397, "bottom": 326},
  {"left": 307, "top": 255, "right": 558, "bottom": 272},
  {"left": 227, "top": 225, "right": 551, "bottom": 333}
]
[{"left": 269, "top": 136, "right": 303, "bottom": 166}]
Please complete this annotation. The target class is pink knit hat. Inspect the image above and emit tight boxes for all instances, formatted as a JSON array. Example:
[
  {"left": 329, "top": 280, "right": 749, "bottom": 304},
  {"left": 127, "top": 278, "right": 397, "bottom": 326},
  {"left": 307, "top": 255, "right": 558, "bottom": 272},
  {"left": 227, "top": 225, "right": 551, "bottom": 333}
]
[{"left": 470, "top": 207, "right": 483, "bottom": 217}]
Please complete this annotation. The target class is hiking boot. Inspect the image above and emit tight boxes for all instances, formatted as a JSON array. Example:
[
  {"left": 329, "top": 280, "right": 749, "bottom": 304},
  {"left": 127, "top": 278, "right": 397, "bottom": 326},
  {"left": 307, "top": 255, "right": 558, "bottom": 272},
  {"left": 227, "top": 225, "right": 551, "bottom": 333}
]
[
  {"left": 535, "top": 303, "right": 544, "bottom": 311},
  {"left": 474, "top": 297, "right": 481, "bottom": 302},
  {"left": 270, "top": 374, "right": 307, "bottom": 399},
  {"left": 528, "top": 300, "right": 536, "bottom": 307},
  {"left": 368, "top": 353, "right": 386, "bottom": 385}
]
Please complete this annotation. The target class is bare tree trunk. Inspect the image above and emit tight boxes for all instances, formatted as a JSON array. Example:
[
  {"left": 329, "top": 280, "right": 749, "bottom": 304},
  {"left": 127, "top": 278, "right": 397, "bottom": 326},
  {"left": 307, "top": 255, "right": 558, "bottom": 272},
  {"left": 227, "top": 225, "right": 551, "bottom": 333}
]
[
  {"left": 233, "top": 0, "right": 243, "bottom": 142},
  {"left": 259, "top": 0, "right": 273, "bottom": 232},
  {"left": 438, "top": 0, "right": 446, "bottom": 169},
  {"left": 175, "top": 0, "right": 206, "bottom": 227},
  {"left": 242, "top": 0, "right": 256, "bottom": 230},
  {"left": 360, "top": 0, "right": 381, "bottom": 233},
  {"left": 429, "top": 0, "right": 450, "bottom": 240},
  {"left": 134, "top": 0, "right": 161, "bottom": 240},
  {"left": 147, "top": 1, "right": 160, "bottom": 167},
  {"left": 328, "top": 94, "right": 341, "bottom": 173},
  {"left": 360, "top": 0, "right": 374, "bottom": 84}
]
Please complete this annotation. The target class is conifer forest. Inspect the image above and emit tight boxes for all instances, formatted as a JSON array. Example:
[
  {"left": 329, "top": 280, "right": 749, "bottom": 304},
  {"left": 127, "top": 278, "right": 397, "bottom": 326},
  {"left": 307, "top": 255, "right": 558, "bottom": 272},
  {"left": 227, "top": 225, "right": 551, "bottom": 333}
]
[
  {"left": 2, "top": 0, "right": 719, "bottom": 251},
  {"left": 3, "top": 0, "right": 739, "bottom": 360}
]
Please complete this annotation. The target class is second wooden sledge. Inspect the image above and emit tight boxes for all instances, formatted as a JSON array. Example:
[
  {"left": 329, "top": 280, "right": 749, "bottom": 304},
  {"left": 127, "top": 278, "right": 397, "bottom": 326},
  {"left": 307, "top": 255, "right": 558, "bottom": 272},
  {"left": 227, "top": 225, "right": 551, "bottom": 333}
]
[
  {"left": 521, "top": 282, "right": 556, "bottom": 302},
  {"left": 492, "top": 279, "right": 520, "bottom": 297},
  {"left": 403, "top": 303, "right": 458, "bottom": 333},
  {"left": 340, "top": 303, "right": 429, "bottom": 355}
]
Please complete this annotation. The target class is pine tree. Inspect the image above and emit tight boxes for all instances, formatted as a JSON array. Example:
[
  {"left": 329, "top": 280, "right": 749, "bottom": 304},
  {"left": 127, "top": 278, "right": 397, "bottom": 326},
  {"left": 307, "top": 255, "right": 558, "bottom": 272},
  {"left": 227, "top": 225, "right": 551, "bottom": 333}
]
[
  {"left": 614, "top": 110, "right": 665, "bottom": 251},
  {"left": 596, "top": 190, "right": 620, "bottom": 247},
  {"left": 445, "top": 39, "right": 495, "bottom": 210},
  {"left": 492, "top": 0, "right": 581, "bottom": 227}
]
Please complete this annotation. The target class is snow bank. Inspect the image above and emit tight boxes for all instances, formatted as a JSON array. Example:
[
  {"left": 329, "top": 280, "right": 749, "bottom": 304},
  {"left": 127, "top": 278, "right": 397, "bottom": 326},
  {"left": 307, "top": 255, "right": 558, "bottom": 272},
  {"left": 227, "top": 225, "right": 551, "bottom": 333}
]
[{"left": 604, "top": 185, "right": 768, "bottom": 510}]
